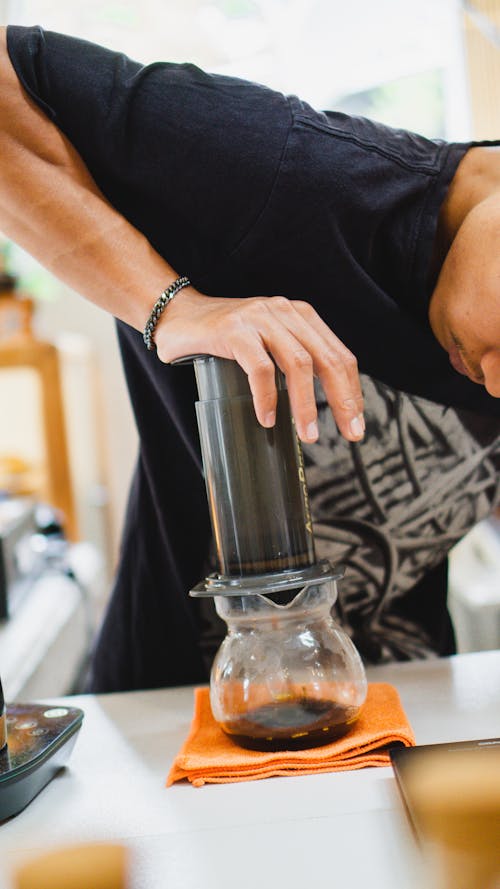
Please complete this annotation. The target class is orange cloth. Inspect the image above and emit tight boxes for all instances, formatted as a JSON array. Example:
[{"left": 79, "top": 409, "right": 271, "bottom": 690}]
[{"left": 167, "top": 683, "right": 415, "bottom": 787}]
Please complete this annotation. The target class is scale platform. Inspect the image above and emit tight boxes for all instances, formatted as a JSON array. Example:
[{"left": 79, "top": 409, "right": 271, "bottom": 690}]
[{"left": 0, "top": 702, "right": 83, "bottom": 821}]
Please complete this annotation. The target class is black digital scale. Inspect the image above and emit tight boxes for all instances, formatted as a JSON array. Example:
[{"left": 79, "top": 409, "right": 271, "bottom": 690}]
[{"left": 0, "top": 678, "right": 83, "bottom": 821}]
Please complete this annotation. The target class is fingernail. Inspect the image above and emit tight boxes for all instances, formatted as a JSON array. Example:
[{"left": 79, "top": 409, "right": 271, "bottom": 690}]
[
  {"left": 306, "top": 420, "right": 319, "bottom": 441},
  {"left": 350, "top": 414, "right": 364, "bottom": 438},
  {"left": 264, "top": 411, "right": 276, "bottom": 427}
]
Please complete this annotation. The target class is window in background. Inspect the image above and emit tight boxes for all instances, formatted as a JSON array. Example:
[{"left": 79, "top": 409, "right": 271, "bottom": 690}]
[
  {"left": 335, "top": 69, "right": 446, "bottom": 140},
  {"left": 3, "top": 0, "right": 469, "bottom": 136}
]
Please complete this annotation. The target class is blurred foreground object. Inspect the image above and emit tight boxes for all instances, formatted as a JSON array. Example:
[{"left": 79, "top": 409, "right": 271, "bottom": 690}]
[
  {"left": 13, "top": 843, "right": 128, "bottom": 889},
  {"left": 404, "top": 746, "right": 500, "bottom": 889}
]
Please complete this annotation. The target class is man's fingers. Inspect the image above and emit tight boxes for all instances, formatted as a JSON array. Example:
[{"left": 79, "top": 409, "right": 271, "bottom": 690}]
[
  {"left": 313, "top": 345, "right": 365, "bottom": 440},
  {"left": 160, "top": 291, "right": 364, "bottom": 442},
  {"left": 266, "top": 298, "right": 365, "bottom": 441},
  {"left": 231, "top": 299, "right": 319, "bottom": 441},
  {"left": 224, "top": 296, "right": 364, "bottom": 443},
  {"left": 231, "top": 340, "right": 278, "bottom": 428},
  {"left": 263, "top": 336, "right": 319, "bottom": 442},
  {"left": 231, "top": 329, "right": 318, "bottom": 442}
]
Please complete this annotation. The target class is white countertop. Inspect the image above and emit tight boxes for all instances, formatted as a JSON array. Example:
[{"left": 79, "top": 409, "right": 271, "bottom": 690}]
[{"left": 1, "top": 650, "right": 499, "bottom": 889}]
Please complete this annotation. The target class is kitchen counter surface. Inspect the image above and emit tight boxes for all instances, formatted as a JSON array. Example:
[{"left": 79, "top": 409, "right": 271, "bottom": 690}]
[{"left": 1, "top": 649, "right": 499, "bottom": 888}]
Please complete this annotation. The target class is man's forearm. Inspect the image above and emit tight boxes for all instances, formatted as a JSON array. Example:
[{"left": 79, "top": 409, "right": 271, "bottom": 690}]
[{"left": 0, "top": 26, "right": 176, "bottom": 331}]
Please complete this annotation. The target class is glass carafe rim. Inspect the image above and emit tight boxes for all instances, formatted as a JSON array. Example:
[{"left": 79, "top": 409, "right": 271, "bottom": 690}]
[
  {"left": 213, "top": 577, "right": 340, "bottom": 624},
  {"left": 190, "top": 558, "right": 343, "bottom": 598}
]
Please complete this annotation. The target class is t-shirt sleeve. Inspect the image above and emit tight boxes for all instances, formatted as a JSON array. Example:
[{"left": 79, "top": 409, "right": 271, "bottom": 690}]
[{"left": 6, "top": 25, "right": 292, "bottom": 278}]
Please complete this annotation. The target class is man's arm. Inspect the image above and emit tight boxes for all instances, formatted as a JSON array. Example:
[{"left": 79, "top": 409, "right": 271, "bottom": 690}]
[
  {"left": 0, "top": 27, "right": 364, "bottom": 443},
  {"left": 0, "top": 27, "right": 168, "bottom": 332}
]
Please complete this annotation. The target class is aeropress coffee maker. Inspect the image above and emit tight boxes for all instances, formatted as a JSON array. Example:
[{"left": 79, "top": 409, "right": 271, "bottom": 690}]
[
  {"left": 188, "top": 355, "right": 367, "bottom": 750},
  {"left": 0, "top": 673, "right": 83, "bottom": 820}
]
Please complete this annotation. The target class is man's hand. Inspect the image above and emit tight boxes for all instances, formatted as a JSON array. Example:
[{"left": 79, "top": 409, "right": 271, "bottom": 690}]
[{"left": 156, "top": 288, "right": 365, "bottom": 443}]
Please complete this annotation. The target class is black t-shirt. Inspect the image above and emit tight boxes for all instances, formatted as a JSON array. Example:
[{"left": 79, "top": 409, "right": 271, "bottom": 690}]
[{"left": 6, "top": 25, "right": 500, "bottom": 690}]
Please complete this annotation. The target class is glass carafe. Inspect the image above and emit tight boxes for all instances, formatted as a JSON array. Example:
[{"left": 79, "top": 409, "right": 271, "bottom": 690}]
[{"left": 210, "top": 579, "right": 367, "bottom": 750}]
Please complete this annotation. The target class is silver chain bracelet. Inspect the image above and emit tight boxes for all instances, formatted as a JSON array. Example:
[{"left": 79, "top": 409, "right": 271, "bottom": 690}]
[{"left": 143, "top": 275, "right": 191, "bottom": 351}]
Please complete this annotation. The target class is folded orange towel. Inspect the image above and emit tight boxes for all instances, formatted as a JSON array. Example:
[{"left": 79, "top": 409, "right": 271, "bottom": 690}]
[{"left": 167, "top": 683, "right": 415, "bottom": 787}]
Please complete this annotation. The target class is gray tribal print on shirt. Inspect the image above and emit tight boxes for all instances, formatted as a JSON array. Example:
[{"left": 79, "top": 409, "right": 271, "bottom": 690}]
[{"left": 303, "top": 375, "right": 500, "bottom": 663}]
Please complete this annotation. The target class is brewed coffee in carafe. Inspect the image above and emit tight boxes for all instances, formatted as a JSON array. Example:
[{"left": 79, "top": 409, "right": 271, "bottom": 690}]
[
  {"left": 190, "top": 356, "right": 367, "bottom": 750},
  {"left": 210, "top": 580, "right": 367, "bottom": 750}
]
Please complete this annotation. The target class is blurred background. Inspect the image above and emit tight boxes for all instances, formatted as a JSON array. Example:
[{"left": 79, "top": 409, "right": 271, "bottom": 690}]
[{"left": 0, "top": 0, "right": 499, "bottom": 698}]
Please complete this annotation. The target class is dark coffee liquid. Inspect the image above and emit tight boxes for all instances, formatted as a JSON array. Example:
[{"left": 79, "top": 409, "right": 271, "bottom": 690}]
[
  {"left": 226, "top": 550, "right": 313, "bottom": 576},
  {"left": 223, "top": 698, "right": 357, "bottom": 751}
]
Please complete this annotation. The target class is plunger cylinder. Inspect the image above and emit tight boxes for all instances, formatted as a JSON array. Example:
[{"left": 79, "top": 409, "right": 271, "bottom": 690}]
[{"left": 193, "top": 356, "right": 316, "bottom": 577}]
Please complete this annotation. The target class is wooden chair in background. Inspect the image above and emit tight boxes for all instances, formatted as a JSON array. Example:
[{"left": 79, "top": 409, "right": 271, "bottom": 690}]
[{"left": 0, "top": 278, "right": 77, "bottom": 540}]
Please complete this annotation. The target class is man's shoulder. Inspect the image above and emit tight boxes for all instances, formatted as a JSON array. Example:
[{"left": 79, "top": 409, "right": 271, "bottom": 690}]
[{"left": 290, "top": 95, "right": 454, "bottom": 175}]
